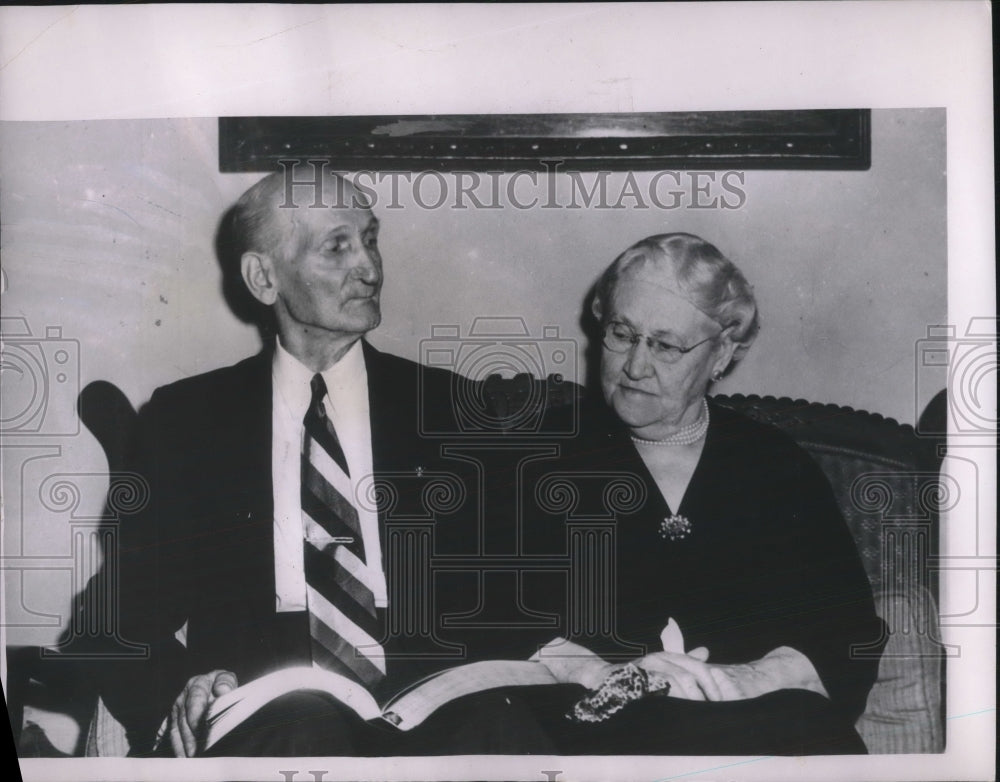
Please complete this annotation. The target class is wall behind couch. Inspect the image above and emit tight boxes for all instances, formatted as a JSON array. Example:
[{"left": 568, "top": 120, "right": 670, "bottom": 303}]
[{"left": 0, "top": 109, "right": 945, "bottom": 646}]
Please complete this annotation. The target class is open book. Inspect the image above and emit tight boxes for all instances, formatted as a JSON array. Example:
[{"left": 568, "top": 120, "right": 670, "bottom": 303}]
[
  {"left": 205, "top": 651, "right": 591, "bottom": 750},
  {"left": 204, "top": 624, "right": 686, "bottom": 750}
]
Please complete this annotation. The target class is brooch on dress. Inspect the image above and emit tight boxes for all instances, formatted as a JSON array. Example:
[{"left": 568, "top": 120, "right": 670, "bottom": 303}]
[{"left": 659, "top": 514, "right": 692, "bottom": 541}]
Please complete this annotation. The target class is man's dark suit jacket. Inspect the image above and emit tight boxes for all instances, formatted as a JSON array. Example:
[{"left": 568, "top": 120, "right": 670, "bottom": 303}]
[{"left": 104, "top": 341, "right": 536, "bottom": 754}]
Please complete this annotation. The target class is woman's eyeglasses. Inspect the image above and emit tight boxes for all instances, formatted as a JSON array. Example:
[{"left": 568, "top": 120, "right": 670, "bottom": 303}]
[{"left": 602, "top": 320, "right": 731, "bottom": 364}]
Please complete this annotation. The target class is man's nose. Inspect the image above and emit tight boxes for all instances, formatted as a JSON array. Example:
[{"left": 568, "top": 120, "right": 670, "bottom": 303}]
[
  {"left": 623, "top": 339, "right": 654, "bottom": 379},
  {"left": 353, "top": 247, "right": 381, "bottom": 284}
]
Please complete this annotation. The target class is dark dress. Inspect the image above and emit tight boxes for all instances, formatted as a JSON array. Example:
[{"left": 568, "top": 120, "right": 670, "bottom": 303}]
[{"left": 509, "top": 395, "right": 887, "bottom": 754}]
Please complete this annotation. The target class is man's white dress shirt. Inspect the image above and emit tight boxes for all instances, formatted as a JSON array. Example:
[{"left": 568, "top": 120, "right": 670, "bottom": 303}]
[{"left": 271, "top": 338, "right": 388, "bottom": 612}]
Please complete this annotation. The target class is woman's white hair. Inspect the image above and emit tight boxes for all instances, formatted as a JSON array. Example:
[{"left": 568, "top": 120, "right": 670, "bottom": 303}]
[{"left": 591, "top": 232, "right": 760, "bottom": 368}]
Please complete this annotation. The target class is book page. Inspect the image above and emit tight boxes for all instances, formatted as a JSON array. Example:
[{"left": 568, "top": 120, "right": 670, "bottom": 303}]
[
  {"left": 383, "top": 660, "right": 558, "bottom": 731},
  {"left": 204, "top": 666, "right": 381, "bottom": 750}
]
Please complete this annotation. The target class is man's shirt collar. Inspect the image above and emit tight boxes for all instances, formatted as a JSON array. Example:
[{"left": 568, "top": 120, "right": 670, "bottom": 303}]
[{"left": 272, "top": 337, "right": 367, "bottom": 419}]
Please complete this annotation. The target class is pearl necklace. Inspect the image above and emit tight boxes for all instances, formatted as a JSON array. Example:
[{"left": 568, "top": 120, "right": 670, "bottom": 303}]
[{"left": 629, "top": 399, "right": 710, "bottom": 447}]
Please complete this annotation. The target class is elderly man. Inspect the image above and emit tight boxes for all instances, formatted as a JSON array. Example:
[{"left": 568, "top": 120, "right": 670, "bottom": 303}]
[{"left": 102, "top": 167, "right": 557, "bottom": 757}]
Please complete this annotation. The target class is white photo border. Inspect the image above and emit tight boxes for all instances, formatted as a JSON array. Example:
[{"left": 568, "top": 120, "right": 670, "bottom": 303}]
[{"left": 2, "top": 3, "right": 994, "bottom": 782}]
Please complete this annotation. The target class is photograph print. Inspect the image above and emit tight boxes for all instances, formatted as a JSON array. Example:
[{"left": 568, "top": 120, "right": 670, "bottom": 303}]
[{"left": 0, "top": 4, "right": 993, "bottom": 782}]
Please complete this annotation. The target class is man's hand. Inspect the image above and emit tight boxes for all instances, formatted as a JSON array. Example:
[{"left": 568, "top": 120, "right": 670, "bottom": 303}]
[
  {"left": 169, "top": 670, "right": 238, "bottom": 757},
  {"left": 636, "top": 646, "right": 828, "bottom": 702}
]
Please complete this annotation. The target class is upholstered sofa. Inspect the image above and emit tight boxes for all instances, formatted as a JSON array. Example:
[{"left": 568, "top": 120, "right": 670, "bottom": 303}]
[{"left": 9, "top": 376, "right": 946, "bottom": 756}]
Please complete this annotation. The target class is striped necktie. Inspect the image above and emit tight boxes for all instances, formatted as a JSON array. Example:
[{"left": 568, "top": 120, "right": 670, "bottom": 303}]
[{"left": 301, "top": 373, "right": 386, "bottom": 688}]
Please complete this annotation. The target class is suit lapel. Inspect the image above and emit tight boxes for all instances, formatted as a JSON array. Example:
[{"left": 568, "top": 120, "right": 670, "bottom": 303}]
[
  {"left": 227, "top": 347, "right": 275, "bottom": 515},
  {"left": 363, "top": 340, "right": 424, "bottom": 476},
  {"left": 213, "top": 348, "right": 276, "bottom": 616}
]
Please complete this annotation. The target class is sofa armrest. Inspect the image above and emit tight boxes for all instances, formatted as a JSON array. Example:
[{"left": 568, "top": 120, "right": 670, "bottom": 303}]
[{"left": 856, "top": 586, "right": 945, "bottom": 753}]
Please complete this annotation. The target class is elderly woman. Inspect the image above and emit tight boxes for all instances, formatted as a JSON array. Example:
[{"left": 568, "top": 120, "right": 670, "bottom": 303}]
[{"left": 518, "top": 232, "right": 885, "bottom": 755}]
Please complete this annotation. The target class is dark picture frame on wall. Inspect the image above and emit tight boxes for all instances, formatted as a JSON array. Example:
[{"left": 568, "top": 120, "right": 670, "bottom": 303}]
[{"left": 219, "top": 109, "right": 870, "bottom": 173}]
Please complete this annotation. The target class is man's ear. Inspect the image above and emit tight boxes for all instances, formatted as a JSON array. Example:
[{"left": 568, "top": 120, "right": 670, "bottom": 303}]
[{"left": 241, "top": 252, "right": 278, "bottom": 306}]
